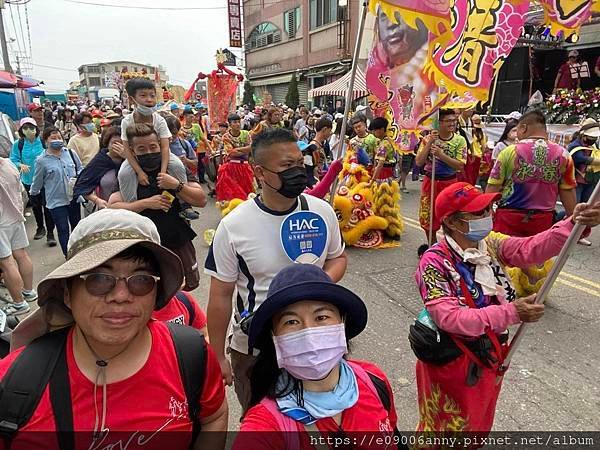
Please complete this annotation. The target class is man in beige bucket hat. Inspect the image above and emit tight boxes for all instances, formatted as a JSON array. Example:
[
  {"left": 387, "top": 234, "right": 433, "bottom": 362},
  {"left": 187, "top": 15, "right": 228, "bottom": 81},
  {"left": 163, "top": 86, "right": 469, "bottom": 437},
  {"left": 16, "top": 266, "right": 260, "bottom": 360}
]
[{"left": 0, "top": 209, "right": 228, "bottom": 449}]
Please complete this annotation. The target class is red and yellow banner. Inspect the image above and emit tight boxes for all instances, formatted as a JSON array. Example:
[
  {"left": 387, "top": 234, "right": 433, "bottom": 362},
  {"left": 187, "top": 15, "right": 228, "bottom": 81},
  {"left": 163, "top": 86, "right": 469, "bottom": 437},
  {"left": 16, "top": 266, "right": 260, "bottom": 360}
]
[
  {"left": 371, "top": 0, "right": 594, "bottom": 103},
  {"left": 538, "top": 0, "right": 594, "bottom": 38},
  {"left": 424, "top": 0, "right": 530, "bottom": 101}
]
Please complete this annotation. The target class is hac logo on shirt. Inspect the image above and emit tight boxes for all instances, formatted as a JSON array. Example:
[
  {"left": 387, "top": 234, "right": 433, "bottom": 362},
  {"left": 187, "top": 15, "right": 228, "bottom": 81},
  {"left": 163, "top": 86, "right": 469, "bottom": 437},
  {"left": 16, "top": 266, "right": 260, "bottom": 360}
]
[
  {"left": 289, "top": 218, "right": 320, "bottom": 231},
  {"left": 281, "top": 211, "right": 328, "bottom": 263}
]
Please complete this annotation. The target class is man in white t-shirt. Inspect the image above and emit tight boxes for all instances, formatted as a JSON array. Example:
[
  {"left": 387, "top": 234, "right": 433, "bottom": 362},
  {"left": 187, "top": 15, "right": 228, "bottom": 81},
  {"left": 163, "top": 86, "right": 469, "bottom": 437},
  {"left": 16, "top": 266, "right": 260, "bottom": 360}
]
[
  {"left": 205, "top": 128, "right": 347, "bottom": 410},
  {"left": 293, "top": 107, "right": 309, "bottom": 143}
]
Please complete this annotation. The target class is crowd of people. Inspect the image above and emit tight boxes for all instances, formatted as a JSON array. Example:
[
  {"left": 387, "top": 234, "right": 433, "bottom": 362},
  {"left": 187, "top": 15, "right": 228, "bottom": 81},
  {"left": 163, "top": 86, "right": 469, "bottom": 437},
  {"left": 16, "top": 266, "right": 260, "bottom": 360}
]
[{"left": 0, "top": 74, "right": 599, "bottom": 449}]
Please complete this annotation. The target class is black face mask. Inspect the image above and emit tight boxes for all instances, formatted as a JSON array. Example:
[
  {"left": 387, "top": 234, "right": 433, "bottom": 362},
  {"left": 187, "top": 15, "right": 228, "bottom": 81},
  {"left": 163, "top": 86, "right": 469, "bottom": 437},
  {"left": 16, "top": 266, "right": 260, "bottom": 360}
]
[
  {"left": 262, "top": 165, "right": 307, "bottom": 199},
  {"left": 583, "top": 137, "right": 597, "bottom": 146},
  {"left": 137, "top": 153, "right": 161, "bottom": 173}
]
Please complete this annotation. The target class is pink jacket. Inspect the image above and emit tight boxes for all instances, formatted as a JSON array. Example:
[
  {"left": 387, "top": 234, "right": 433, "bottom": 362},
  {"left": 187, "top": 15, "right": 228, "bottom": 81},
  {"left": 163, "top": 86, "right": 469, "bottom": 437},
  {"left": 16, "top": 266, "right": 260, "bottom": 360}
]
[{"left": 415, "top": 219, "right": 586, "bottom": 337}]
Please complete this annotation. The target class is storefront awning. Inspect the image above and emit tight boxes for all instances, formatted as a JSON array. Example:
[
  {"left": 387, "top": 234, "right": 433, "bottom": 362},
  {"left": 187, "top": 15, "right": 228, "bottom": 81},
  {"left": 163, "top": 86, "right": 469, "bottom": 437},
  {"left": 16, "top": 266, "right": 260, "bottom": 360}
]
[
  {"left": 308, "top": 67, "right": 368, "bottom": 100},
  {"left": 249, "top": 74, "right": 293, "bottom": 87}
]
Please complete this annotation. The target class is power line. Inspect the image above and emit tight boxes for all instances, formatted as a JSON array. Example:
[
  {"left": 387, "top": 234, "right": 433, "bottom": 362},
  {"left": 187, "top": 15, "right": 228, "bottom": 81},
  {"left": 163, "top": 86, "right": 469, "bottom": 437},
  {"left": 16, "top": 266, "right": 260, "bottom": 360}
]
[
  {"left": 7, "top": 3, "right": 23, "bottom": 56},
  {"left": 31, "top": 62, "right": 78, "bottom": 72},
  {"left": 24, "top": 2, "right": 32, "bottom": 59},
  {"left": 14, "top": 3, "right": 28, "bottom": 62}
]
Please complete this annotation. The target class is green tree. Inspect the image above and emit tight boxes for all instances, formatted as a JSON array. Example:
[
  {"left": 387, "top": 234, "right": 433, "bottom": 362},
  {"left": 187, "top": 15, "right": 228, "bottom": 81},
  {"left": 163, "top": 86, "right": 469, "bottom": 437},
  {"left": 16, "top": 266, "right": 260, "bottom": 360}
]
[
  {"left": 242, "top": 81, "right": 255, "bottom": 108},
  {"left": 285, "top": 75, "right": 300, "bottom": 110}
]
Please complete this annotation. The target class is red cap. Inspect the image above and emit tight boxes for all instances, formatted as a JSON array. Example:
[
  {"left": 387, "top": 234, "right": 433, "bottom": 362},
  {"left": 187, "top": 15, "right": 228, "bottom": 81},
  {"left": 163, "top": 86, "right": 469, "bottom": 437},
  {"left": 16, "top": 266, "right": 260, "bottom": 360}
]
[
  {"left": 435, "top": 182, "right": 500, "bottom": 223},
  {"left": 100, "top": 118, "right": 112, "bottom": 127},
  {"left": 91, "top": 110, "right": 103, "bottom": 118},
  {"left": 27, "top": 103, "right": 42, "bottom": 112}
]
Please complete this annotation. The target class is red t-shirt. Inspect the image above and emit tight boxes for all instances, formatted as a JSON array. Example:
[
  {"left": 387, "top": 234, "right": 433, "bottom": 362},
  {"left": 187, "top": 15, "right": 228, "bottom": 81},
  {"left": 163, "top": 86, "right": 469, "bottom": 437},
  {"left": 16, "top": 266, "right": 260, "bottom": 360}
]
[
  {"left": 232, "top": 360, "right": 397, "bottom": 450},
  {"left": 152, "top": 293, "right": 207, "bottom": 330},
  {"left": 0, "top": 320, "right": 225, "bottom": 450},
  {"left": 557, "top": 62, "right": 577, "bottom": 89}
]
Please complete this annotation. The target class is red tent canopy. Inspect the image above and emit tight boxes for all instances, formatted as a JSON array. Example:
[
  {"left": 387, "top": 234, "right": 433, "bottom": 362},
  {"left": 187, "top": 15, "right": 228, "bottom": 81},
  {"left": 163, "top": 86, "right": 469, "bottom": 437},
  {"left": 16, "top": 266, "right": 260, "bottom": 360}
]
[
  {"left": 0, "top": 71, "right": 40, "bottom": 89},
  {"left": 0, "top": 71, "right": 18, "bottom": 88}
]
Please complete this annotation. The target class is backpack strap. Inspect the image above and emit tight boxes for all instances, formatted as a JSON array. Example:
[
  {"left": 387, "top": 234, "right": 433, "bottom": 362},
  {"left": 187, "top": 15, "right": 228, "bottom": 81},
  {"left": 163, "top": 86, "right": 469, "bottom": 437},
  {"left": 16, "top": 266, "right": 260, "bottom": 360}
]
[
  {"left": 299, "top": 194, "right": 309, "bottom": 211},
  {"left": 166, "top": 322, "right": 206, "bottom": 445},
  {"left": 260, "top": 398, "right": 300, "bottom": 450},
  {"left": 346, "top": 361, "right": 391, "bottom": 412},
  {"left": 49, "top": 341, "right": 75, "bottom": 450},
  {"left": 17, "top": 139, "right": 24, "bottom": 157},
  {"left": 0, "top": 327, "right": 70, "bottom": 446},
  {"left": 174, "top": 291, "right": 196, "bottom": 326}
]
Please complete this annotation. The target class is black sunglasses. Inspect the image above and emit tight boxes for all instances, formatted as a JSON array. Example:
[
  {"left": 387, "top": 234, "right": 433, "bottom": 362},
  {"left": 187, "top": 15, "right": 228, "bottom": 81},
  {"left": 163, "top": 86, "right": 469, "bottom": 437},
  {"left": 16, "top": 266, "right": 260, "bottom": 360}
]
[{"left": 78, "top": 273, "right": 160, "bottom": 296}]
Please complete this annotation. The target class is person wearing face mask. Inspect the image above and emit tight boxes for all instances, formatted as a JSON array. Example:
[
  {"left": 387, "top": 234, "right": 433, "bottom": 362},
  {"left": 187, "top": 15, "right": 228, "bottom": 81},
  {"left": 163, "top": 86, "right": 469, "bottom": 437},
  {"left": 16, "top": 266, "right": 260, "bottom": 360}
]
[
  {"left": 30, "top": 127, "right": 83, "bottom": 257},
  {"left": 205, "top": 128, "right": 347, "bottom": 412},
  {"left": 109, "top": 124, "right": 206, "bottom": 291},
  {"left": 120, "top": 78, "right": 172, "bottom": 188},
  {"left": 67, "top": 112, "right": 100, "bottom": 166},
  {"left": 73, "top": 126, "right": 125, "bottom": 213},
  {"left": 414, "top": 181, "right": 600, "bottom": 435},
  {"left": 232, "top": 264, "right": 400, "bottom": 449},
  {"left": 10, "top": 118, "right": 57, "bottom": 246}
]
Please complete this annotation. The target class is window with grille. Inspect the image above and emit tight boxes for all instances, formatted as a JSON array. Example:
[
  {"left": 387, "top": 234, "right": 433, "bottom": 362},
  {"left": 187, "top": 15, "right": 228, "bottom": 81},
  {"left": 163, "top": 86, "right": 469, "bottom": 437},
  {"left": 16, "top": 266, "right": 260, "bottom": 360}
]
[
  {"left": 248, "top": 22, "right": 282, "bottom": 50},
  {"left": 284, "top": 7, "right": 301, "bottom": 38},
  {"left": 310, "top": 0, "right": 337, "bottom": 30}
]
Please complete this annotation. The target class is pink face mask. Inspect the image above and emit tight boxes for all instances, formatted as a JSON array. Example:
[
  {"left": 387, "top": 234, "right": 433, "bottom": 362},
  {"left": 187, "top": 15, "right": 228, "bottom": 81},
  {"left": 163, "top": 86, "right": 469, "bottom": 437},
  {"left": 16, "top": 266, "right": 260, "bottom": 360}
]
[{"left": 272, "top": 323, "right": 347, "bottom": 381}]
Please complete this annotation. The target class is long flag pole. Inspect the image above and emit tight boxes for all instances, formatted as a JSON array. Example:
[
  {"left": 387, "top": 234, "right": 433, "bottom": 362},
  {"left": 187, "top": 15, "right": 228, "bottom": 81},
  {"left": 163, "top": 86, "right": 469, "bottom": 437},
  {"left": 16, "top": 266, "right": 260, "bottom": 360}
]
[
  {"left": 329, "top": 0, "right": 369, "bottom": 204},
  {"left": 500, "top": 181, "right": 600, "bottom": 374}
]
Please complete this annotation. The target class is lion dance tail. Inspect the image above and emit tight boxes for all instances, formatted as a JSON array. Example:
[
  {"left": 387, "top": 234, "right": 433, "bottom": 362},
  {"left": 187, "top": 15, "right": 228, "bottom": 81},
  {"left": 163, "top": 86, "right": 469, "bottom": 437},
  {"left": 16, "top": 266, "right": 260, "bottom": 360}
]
[{"left": 372, "top": 180, "right": 403, "bottom": 238}]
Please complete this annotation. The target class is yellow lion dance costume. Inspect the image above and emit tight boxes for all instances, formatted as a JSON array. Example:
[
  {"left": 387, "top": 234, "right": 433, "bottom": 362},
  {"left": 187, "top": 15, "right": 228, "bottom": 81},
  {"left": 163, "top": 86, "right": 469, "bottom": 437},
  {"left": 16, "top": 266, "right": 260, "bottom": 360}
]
[{"left": 334, "top": 182, "right": 389, "bottom": 248}]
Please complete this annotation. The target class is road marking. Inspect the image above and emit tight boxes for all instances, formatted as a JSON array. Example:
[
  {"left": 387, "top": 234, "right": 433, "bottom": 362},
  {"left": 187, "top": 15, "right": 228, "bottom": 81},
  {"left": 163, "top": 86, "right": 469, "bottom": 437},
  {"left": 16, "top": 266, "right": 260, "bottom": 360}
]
[
  {"left": 401, "top": 214, "right": 599, "bottom": 295},
  {"left": 555, "top": 278, "right": 600, "bottom": 297},
  {"left": 557, "top": 271, "right": 600, "bottom": 290}
]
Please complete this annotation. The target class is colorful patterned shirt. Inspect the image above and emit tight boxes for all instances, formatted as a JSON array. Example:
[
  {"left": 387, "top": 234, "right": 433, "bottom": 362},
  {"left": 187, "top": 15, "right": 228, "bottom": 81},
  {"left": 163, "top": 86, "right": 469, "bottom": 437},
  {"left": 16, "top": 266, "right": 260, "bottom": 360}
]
[
  {"left": 223, "top": 130, "right": 251, "bottom": 161},
  {"left": 349, "top": 134, "right": 378, "bottom": 162},
  {"left": 488, "top": 139, "right": 576, "bottom": 211},
  {"left": 422, "top": 133, "right": 467, "bottom": 178},
  {"left": 374, "top": 136, "right": 397, "bottom": 165}
]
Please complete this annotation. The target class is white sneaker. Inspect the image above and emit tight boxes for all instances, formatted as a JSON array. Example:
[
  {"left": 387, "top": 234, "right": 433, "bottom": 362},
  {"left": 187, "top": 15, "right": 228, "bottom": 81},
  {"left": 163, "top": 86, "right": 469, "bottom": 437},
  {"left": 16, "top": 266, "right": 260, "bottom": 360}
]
[
  {"left": 578, "top": 238, "right": 592, "bottom": 246},
  {"left": 1, "top": 301, "right": 30, "bottom": 316},
  {"left": 22, "top": 289, "right": 38, "bottom": 302}
]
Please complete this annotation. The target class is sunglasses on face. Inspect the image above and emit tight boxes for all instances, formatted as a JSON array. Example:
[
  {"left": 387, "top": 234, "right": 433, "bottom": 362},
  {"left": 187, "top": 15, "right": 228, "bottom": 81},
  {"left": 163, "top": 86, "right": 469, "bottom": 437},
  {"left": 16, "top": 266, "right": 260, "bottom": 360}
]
[{"left": 78, "top": 273, "right": 160, "bottom": 296}]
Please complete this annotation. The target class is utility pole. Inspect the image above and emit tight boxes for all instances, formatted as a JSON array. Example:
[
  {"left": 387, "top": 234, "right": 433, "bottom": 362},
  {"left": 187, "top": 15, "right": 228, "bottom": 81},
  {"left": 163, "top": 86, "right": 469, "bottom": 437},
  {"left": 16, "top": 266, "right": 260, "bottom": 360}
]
[{"left": 0, "top": 3, "right": 14, "bottom": 73}]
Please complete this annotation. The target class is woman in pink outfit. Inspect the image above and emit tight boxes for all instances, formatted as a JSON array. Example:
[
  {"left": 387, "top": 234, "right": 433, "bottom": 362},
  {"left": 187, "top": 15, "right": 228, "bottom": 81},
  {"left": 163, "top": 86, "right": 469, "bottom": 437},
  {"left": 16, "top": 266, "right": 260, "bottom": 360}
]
[{"left": 414, "top": 182, "right": 600, "bottom": 437}]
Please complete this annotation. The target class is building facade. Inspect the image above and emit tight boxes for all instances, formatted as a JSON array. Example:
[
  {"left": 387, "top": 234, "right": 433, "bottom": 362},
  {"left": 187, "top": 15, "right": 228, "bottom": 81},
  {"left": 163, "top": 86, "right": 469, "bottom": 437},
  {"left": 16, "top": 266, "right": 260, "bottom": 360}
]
[
  {"left": 243, "top": 0, "right": 373, "bottom": 106},
  {"left": 77, "top": 61, "right": 168, "bottom": 94}
]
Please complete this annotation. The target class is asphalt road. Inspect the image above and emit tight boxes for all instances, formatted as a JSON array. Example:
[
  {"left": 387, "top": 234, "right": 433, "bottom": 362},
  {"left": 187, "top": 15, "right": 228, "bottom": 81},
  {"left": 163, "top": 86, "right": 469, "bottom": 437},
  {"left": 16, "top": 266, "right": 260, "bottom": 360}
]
[{"left": 13, "top": 177, "right": 600, "bottom": 431}]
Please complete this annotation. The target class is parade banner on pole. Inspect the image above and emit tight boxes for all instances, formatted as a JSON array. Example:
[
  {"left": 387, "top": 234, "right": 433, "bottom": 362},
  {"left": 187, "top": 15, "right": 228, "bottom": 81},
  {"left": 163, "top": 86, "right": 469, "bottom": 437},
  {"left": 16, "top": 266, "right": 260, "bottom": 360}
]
[
  {"left": 372, "top": 0, "right": 594, "bottom": 106},
  {"left": 368, "top": 0, "right": 453, "bottom": 44},
  {"left": 207, "top": 74, "right": 239, "bottom": 130},
  {"left": 538, "top": 0, "right": 594, "bottom": 38},
  {"left": 366, "top": 6, "right": 443, "bottom": 154},
  {"left": 424, "top": 0, "right": 530, "bottom": 102}
]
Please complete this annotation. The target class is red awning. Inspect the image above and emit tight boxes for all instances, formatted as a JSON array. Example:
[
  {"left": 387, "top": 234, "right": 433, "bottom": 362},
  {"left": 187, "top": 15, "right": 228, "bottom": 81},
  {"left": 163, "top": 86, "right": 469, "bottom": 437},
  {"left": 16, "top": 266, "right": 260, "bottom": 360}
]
[{"left": 308, "top": 67, "right": 368, "bottom": 100}]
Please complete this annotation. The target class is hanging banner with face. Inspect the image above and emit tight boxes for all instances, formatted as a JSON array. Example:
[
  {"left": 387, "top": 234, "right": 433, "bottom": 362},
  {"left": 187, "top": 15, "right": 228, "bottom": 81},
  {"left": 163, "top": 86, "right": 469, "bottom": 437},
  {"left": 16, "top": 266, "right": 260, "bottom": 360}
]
[
  {"left": 368, "top": 0, "right": 453, "bottom": 45},
  {"left": 371, "top": 0, "right": 593, "bottom": 110},
  {"left": 366, "top": 8, "right": 444, "bottom": 154}
]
